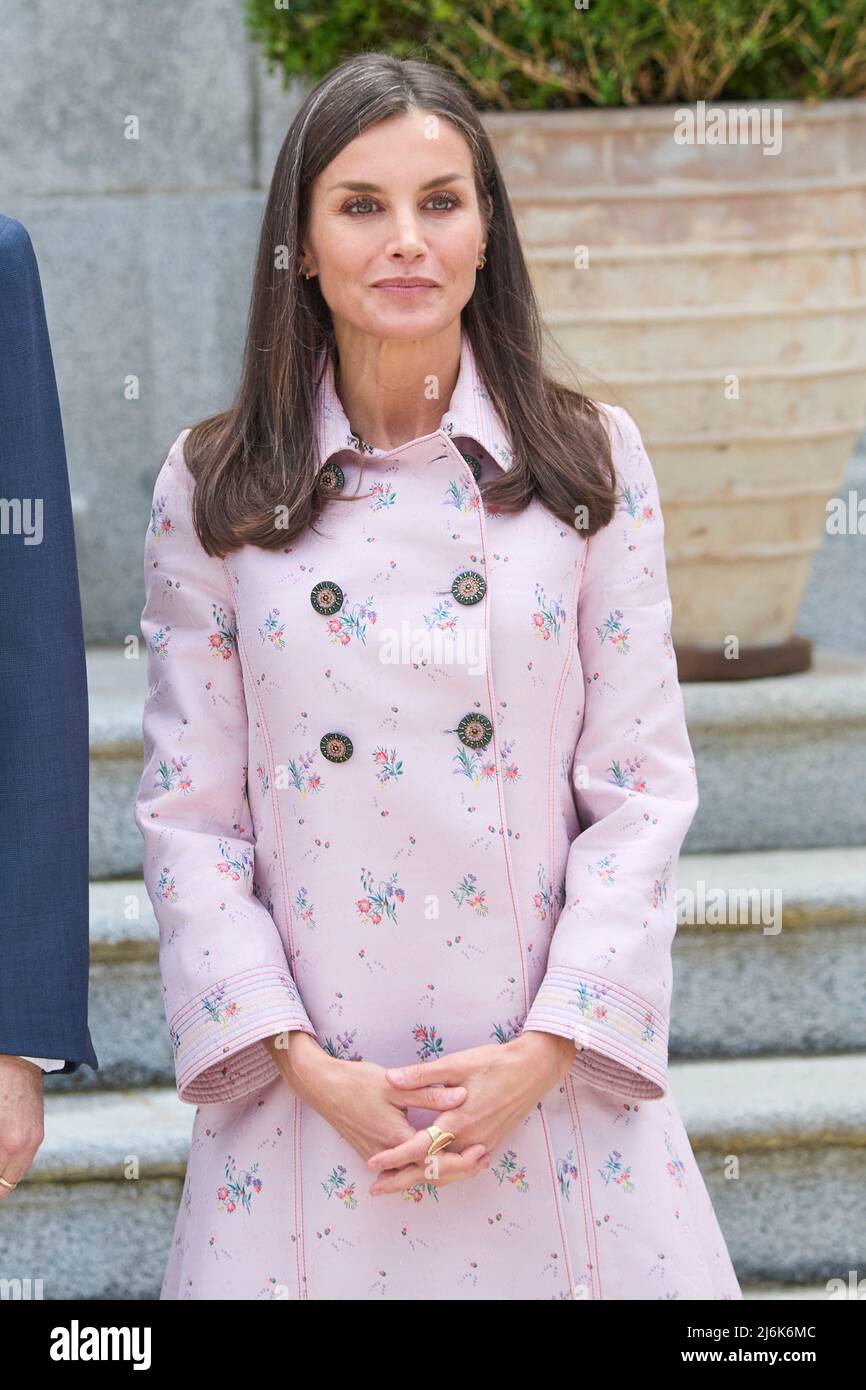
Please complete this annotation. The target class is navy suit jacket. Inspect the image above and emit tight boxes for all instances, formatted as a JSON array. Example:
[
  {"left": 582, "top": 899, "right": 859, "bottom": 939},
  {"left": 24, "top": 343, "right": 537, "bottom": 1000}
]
[{"left": 0, "top": 214, "right": 97, "bottom": 1074}]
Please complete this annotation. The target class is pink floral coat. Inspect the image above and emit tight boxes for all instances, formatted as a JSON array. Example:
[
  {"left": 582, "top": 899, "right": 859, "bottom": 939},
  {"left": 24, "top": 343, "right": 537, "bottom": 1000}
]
[{"left": 134, "top": 329, "right": 742, "bottom": 1300}]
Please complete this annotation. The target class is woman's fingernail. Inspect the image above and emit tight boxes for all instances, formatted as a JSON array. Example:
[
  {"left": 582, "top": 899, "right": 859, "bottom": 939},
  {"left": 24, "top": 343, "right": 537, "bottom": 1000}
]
[{"left": 387, "top": 1068, "right": 405, "bottom": 1082}]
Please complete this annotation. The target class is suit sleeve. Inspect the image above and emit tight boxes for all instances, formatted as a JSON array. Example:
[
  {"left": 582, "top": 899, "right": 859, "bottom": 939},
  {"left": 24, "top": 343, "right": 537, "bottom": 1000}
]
[
  {"left": 134, "top": 431, "right": 318, "bottom": 1105},
  {"left": 520, "top": 404, "right": 698, "bottom": 1101},
  {"left": 0, "top": 217, "right": 95, "bottom": 1074}
]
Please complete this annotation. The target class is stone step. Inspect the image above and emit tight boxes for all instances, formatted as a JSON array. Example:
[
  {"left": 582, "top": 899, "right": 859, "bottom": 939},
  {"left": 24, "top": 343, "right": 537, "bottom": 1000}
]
[
  {"left": 5, "top": 1052, "right": 863, "bottom": 1297},
  {"left": 742, "top": 1282, "right": 843, "bottom": 1299},
  {"left": 671, "top": 847, "right": 866, "bottom": 1058},
  {"left": 54, "top": 846, "right": 866, "bottom": 1091},
  {"left": 0, "top": 1089, "right": 188, "bottom": 1301},
  {"left": 70, "top": 878, "right": 171, "bottom": 1090},
  {"left": 88, "top": 646, "right": 146, "bottom": 880},
  {"left": 89, "top": 643, "right": 866, "bottom": 879},
  {"left": 671, "top": 1053, "right": 866, "bottom": 1285},
  {"left": 680, "top": 648, "right": 866, "bottom": 852},
  {"left": 799, "top": 447, "right": 866, "bottom": 658}
]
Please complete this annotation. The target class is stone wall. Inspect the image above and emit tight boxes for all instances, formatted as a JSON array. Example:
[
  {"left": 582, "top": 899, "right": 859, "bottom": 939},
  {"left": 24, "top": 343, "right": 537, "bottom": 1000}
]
[{"left": 0, "top": 0, "right": 304, "bottom": 640}]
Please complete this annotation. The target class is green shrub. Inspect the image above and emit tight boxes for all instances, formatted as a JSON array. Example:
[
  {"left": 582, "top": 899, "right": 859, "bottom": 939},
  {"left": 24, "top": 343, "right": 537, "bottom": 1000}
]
[{"left": 244, "top": 0, "right": 866, "bottom": 108}]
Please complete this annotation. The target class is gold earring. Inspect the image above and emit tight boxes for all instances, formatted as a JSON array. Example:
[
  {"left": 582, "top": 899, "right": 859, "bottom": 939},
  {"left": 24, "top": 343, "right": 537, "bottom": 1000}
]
[{"left": 477, "top": 254, "right": 486, "bottom": 269}]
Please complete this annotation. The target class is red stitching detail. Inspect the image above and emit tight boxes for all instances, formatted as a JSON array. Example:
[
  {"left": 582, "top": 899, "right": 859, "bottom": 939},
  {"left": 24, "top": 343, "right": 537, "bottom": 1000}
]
[
  {"left": 565, "top": 1079, "right": 603, "bottom": 1299},
  {"left": 220, "top": 555, "right": 309, "bottom": 1300},
  {"left": 546, "top": 547, "right": 586, "bottom": 939},
  {"left": 535, "top": 1099, "right": 576, "bottom": 1295},
  {"left": 443, "top": 431, "right": 530, "bottom": 1013}
]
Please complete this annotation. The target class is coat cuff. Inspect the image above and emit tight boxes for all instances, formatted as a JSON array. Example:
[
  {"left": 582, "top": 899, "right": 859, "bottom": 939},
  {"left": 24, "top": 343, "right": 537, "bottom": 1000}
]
[
  {"left": 169, "top": 965, "right": 318, "bottom": 1105},
  {"left": 521, "top": 965, "right": 668, "bottom": 1100}
]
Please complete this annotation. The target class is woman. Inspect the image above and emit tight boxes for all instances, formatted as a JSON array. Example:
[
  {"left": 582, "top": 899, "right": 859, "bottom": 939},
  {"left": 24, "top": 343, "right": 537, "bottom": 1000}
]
[{"left": 134, "top": 51, "right": 742, "bottom": 1301}]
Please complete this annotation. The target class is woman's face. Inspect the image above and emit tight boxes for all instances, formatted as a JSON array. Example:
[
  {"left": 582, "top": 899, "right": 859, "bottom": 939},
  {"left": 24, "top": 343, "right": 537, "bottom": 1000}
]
[{"left": 302, "top": 109, "right": 488, "bottom": 341}]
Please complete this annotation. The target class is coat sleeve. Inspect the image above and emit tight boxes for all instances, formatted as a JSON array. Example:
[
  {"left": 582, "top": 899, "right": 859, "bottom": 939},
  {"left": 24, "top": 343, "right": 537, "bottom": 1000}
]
[
  {"left": 134, "top": 430, "right": 318, "bottom": 1105},
  {"left": 520, "top": 404, "right": 698, "bottom": 1101}
]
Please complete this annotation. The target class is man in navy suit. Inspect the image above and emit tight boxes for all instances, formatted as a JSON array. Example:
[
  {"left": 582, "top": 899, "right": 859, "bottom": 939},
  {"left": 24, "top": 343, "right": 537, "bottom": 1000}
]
[{"left": 0, "top": 215, "right": 97, "bottom": 1199}]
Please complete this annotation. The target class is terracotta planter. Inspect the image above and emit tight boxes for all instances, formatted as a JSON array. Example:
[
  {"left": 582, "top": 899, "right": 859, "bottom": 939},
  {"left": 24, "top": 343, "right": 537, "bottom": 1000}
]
[{"left": 485, "top": 99, "right": 866, "bottom": 678}]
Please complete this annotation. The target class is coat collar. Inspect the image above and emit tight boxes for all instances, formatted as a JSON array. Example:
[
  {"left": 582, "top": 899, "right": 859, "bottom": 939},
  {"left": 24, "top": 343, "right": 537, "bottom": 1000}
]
[{"left": 314, "top": 329, "right": 514, "bottom": 472}]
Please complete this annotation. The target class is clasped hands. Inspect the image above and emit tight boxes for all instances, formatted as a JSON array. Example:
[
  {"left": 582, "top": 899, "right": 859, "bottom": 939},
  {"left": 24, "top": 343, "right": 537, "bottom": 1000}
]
[
  {"left": 367, "top": 1032, "right": 575, "bottom": 1196},
  {"left": 273, "top": 1028, "right": 576, "bottom": 1199}
]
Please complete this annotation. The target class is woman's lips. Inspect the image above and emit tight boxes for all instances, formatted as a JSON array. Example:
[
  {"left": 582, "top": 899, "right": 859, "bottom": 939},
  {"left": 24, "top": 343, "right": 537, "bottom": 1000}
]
[{"left": 372, "top": 284, "right": 439, "bottom": 296}]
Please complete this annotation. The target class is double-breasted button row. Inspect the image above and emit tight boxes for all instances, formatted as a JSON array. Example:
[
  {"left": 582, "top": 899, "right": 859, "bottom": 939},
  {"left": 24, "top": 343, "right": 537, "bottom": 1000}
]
[
  {"left": 319, "top": 714, "right": 492, "bottom": 765},
  {"left": 312, "top": 450, "right": 486, "bottom": 765},
  {"left": 311, "top": 572, "right": 484, "bottom": 614}
]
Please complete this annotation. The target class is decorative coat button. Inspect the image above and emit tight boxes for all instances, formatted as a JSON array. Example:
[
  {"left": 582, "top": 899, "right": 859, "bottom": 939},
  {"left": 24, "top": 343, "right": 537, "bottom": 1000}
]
[
  {"left": 451, "top": 570, "right": 487, "bottom": 606},
  {"left": 320, "top": 732, "right": 353, "bottom": 763},
  {"left": 461, "top": 452, "right": 482, "bottom": 483},
  {"left": 457, "top": 712, "right": 493, "bottom": 749},
  {"left": 318, "top": 461, "right": 345, "bottom": 493},
  {"left": 310, "top": 580, "right": 344, "bottom": 616}
]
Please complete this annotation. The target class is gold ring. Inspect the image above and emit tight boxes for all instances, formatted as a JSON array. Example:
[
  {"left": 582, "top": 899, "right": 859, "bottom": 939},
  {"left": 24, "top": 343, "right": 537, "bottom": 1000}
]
[
  {"left": 425, "top": 1125, "right": 456, "bottom": 1157},
  {"left": 0, "top": 1176, "right": 18, "bottom": 1190}
]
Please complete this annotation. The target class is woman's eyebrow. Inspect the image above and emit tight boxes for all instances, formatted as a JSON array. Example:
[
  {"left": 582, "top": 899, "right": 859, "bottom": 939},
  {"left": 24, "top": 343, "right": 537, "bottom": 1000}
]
[{"left": 327, "top": 173, "right": 470, "bottom": 193}]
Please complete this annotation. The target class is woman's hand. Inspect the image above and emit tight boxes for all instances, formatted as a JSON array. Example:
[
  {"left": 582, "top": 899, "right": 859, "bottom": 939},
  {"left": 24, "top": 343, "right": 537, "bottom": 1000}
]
[
  {"left": 263, "top": 1031, "right": 489, "bottom": 1186},
  {"left": 364, "top": 1031, "right": 576, "bottom": 1196},
  {"left": 0, "top": 1055, "right": 46, "bottom": 1201}
]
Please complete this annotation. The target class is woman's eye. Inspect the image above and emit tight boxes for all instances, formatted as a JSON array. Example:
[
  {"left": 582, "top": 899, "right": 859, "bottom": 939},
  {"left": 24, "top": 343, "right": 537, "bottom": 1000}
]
[
  {"left": 345, "top": 196, "right": 378, "bottom": 215},
  {"left": 426, "top": 193, "right": 459, "bottom": 211},
  {"left": 343, "top": 193, "right": 460, "bottom": 215}
]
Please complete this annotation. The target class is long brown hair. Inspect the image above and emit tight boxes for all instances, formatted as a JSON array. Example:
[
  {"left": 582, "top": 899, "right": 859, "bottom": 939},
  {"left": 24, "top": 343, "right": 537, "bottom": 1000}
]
[{"left": 182, "top": 51, "right": 617, "bottom": 556}]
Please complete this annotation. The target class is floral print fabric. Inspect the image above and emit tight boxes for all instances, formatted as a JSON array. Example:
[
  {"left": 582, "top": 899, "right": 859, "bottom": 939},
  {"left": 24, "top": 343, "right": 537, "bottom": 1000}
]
[{"left": 134, "top": 331, "right": 741, "bottom": 1299}]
